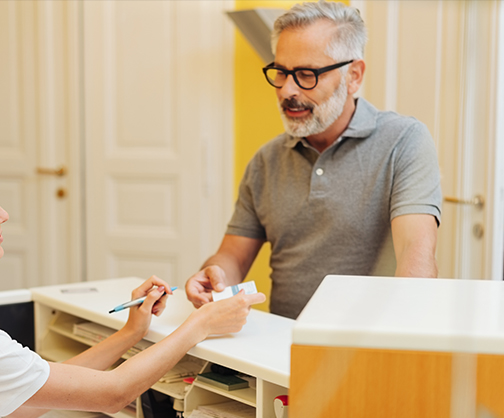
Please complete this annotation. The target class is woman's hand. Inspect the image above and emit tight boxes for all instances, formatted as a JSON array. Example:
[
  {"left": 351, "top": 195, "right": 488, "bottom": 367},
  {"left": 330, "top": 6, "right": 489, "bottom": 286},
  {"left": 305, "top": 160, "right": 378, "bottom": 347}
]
[
  {"left": 122, "top": 275, "right": 173, "bottom": 339},
  {"left": 185, "top": 290, "right": 266, "bottom": 341}
]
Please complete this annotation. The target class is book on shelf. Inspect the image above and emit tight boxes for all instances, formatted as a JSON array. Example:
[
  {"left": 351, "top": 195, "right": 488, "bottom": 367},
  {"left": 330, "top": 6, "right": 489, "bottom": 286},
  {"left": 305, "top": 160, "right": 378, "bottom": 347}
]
[{"left": 195, "top": 372, "right": 249, "bottom": 391}]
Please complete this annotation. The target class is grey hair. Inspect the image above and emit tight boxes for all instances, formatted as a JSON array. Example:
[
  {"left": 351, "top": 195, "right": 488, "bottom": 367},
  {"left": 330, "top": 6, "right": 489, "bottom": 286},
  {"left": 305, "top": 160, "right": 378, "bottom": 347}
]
[{"left": 271, "top": 0, "right": 367, "bottom": 63}]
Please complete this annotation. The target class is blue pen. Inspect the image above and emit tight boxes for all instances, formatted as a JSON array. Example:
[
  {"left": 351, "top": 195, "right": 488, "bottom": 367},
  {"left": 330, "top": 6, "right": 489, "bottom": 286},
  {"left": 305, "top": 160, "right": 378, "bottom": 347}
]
[{"left": 109, "top": 286, "right": 178, "bottom": 314}]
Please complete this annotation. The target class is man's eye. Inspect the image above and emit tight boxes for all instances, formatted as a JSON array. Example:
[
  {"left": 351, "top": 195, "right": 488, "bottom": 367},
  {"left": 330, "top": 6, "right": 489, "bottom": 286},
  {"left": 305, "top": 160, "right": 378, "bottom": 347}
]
[{"left": 296, "top": 71, "right": 316, "bottom": 80}]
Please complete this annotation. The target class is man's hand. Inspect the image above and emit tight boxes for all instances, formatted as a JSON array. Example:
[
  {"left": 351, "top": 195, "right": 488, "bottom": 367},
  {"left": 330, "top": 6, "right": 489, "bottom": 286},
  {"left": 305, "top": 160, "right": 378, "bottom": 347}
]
[
  {"left": 185, "top": 234, "right": 265, "bottom": 308},
  {"left": 185, "top": 265, "right": 227, "bottom": 308}
]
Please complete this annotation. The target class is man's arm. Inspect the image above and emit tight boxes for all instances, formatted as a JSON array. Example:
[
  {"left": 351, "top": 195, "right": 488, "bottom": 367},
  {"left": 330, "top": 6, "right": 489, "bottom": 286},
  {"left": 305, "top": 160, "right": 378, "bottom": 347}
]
[
  {"left": 185, "top": 234, "right": 264, "bottom": 307},
  {"left": 391, "top": 214, "right": 438, "bottom": 278}
]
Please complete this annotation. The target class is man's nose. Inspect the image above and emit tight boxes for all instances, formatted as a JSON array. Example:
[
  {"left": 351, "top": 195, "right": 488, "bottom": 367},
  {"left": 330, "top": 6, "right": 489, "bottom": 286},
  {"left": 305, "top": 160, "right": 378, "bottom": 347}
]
[{"left": 278, "top": 74, "right": 301, "bottom": 99}]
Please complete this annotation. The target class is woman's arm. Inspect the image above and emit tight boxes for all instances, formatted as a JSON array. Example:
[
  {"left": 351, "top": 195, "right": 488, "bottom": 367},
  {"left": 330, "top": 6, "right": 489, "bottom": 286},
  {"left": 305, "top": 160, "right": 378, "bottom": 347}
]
[
  {"left": 64, "top": 276, "right": 170, "bottom": 370},
  {"left": 16, "top": 290, "right": 266, "bottom": 414},
  {"left": 7, "top": 276, "right": 170, "bottom": 418}
]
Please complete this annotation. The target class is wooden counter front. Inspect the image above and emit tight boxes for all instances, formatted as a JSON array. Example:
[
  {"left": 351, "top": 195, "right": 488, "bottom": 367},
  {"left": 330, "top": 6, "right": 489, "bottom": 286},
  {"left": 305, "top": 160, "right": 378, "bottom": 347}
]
[
  {"left": 291, "top": 345, "right": 452, "bottom": 418},
  {"left": 291, "top": 276, "right": 504, "bottom": 418}
]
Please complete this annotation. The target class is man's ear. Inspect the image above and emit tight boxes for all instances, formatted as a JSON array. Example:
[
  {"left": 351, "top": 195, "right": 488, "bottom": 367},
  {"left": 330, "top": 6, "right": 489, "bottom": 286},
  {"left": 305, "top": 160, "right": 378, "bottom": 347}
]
[{"left": 347, "top": 59, "right": 365, "bottom": 95}]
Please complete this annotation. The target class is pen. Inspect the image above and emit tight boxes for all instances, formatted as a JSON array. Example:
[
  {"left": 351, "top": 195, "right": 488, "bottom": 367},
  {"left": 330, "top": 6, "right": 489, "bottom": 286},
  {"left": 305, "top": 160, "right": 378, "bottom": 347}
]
[{"left": 109, "top": 286, "right": 178, "bottom": 314}]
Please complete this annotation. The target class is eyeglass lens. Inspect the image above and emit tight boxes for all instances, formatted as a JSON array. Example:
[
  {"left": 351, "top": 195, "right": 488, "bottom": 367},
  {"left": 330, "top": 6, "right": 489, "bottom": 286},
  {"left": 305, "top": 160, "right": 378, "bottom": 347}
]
[{"left": 265, "top": 68, "right": 318, "bottom": 89}]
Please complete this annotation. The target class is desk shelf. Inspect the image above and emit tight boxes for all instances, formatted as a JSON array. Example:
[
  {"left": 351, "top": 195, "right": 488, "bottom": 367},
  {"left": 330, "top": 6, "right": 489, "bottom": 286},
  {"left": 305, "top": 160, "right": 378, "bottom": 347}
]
[
  {"left": 31, "top": 278, "right": 292, "bottom": 418},
  {"left": 191, "top": 380, "right": 256, "bottom": 407},
  {"left": 33, "top": 304, "right": 269, "bottom": 418}
]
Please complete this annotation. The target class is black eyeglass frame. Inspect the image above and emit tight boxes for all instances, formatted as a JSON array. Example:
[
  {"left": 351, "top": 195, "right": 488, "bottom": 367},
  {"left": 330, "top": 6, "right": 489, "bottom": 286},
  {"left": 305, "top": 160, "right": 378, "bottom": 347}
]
[{"left": 262, "top": 60, "right": 354, "bottom": 90}]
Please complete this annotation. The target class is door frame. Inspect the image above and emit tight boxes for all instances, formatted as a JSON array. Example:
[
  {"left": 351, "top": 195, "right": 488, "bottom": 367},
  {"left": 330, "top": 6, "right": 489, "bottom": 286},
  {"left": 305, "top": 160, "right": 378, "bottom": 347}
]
[{"left": 489, "top": 0, "right": 504, "bottom": 280}]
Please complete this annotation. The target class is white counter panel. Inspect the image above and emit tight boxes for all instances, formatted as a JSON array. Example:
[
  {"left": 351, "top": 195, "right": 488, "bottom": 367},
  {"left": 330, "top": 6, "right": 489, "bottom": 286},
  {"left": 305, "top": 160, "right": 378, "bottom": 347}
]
[
  {"left": 0, "top": 288, "right": 32, "bottom": 305},
  {"left": 30, "top": 277, "right": 293, "bottom": 388},
  {"left": 293, "top": 275, "right": 504, "bottom": 354}
]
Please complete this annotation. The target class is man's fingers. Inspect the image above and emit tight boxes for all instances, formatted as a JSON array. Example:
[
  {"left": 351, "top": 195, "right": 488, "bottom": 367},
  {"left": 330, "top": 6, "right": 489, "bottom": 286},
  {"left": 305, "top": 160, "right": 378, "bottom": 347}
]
[{"left": 206, "top": 266, "right": 226, "bottom": 291}]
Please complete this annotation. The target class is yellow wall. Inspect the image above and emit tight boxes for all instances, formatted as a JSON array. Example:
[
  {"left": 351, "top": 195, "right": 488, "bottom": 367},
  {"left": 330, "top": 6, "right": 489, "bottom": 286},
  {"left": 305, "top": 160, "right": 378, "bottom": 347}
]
[{"left": 234, "top": 0, "right": 348, "bottom": 311}]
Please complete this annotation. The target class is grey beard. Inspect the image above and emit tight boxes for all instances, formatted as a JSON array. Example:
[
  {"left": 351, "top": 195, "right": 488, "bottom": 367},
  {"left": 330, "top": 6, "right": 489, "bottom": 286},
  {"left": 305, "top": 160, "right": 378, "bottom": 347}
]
[{"left": 278, "top": 79, "right": 348, "bottom": 138}]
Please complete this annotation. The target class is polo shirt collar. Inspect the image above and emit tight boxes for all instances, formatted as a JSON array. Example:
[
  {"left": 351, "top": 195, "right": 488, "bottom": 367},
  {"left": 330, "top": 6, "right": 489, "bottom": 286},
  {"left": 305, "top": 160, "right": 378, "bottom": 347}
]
[
  {"left": 284, "top": 97, "right": 378, "bottom": 149},
  {"left": 342, "top": 97, "right": 378, "bottom": 139}
]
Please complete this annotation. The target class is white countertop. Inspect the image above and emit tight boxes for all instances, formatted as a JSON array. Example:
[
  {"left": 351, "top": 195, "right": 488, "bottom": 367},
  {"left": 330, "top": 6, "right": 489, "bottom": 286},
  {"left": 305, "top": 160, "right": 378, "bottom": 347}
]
[
  {"left": 293, "top": 275, "right": 504, "bottom": 355},
  {"left": 0, "top": 288, "right": 32, "bottom": 305},
  {"left": 30, "top": 277, "right": 293, "bottom": 388}
]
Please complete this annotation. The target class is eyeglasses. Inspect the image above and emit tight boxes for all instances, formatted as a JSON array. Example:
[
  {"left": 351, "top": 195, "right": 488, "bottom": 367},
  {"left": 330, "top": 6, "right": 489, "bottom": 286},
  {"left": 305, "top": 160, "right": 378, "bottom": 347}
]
[{"left": 262, "top": 60, "right": 354, "bottom": 90}]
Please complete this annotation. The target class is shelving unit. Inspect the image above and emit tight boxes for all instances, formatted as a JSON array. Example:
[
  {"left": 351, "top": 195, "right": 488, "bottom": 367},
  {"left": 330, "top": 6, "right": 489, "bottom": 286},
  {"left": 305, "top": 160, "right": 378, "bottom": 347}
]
[
  {"left": 191, "top": 380, "right": 256, "bottom": 407},
  {"left": 30, "top": 278, "right": 294, "bottom": 418}
]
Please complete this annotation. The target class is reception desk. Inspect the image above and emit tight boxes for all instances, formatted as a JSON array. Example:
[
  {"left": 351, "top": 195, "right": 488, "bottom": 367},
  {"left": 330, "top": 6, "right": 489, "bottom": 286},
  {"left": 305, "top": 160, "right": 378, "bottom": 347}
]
[
  {"left": 291, "top": 275, "right": 504, "bottom": 418},
  {"left": 28, "top": 277, "right": 293, "bottom": 418}
]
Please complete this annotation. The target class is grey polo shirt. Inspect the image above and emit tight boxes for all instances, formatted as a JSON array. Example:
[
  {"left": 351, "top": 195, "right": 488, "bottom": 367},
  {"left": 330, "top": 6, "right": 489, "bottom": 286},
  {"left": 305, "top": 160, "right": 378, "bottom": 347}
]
[{"left": 227, "top": 98, "right": 442, "bottom": 319}]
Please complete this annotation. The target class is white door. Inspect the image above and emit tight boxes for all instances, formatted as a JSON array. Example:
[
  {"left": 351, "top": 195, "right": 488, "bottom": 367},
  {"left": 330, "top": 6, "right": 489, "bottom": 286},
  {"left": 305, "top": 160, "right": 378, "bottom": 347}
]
[
  {"left": 0, "top": 0, "right": 234, "bottom": 290},
  {"left": 0, "top": 1, "right": 83, "bottom": 290},
  {"left": 83, "top": 1, "right": 234, "bottom": 286},
  {"left": 353, "top": 0, "right": 504, "bottom": 280}
]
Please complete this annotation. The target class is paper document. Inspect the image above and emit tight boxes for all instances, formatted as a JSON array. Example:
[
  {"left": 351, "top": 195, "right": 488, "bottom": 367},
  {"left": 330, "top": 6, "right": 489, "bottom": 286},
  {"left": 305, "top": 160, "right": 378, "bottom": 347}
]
[
  {"left": 191, "top": 401, "right": 256, "bottom": 418},
  {"left": 212, "top": 281, "right": 257, "bottom": 302},
  {"left": 158, "top": 360, "right": 202, "bottom": 383},
  {"left": 73, "top": 322, "right": 152, "bottom": 357}
]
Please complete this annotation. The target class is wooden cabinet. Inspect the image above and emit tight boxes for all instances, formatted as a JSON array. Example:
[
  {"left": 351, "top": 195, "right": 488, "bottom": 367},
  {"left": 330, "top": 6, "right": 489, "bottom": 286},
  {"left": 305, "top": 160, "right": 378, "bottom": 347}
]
[{"left": 291, "top": 275, "right": 504, "bottom": 418}]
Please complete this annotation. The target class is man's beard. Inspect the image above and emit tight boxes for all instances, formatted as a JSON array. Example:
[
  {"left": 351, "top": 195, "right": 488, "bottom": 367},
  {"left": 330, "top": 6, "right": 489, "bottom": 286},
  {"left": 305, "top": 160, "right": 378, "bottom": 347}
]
[{"left": 278, "top": 77, "right": 348, "bottom": 138}]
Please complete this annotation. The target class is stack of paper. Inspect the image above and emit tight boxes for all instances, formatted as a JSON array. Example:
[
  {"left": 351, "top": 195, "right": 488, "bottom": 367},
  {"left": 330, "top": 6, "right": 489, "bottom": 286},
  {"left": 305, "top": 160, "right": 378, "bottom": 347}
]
[
  {"left": 159, "top": 360, "right": 202, "bottom": 383},
  {"left": 72, "top": 322, "right": 152, "bottom": 357},
  {"left": 124, "top": 338, "right": 152, "bottom": 358},
  {"left": 73, "top": 322, "right": 114, "bottom": 343},
  {"left": 188, "top": 401, "right": 255, "bottom": 418}
]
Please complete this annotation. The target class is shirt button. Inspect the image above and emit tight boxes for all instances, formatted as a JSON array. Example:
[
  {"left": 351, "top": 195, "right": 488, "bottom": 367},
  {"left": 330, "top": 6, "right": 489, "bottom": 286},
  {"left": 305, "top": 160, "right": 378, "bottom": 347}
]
[{"left": 315, "top": 168, "right": 324, "bottom": 176}]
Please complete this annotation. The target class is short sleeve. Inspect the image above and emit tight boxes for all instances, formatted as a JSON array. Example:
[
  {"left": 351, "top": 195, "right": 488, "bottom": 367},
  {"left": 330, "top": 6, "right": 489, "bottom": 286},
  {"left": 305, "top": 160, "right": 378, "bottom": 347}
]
[
  {"left": 0, "top": 330, "right": 50, "bottom": 416},
  {"left": 389, "top": 122, "right": 442, "bottom": 225},
  {"left": 226, "top": 159, "right": 267, "bottom": 240}
]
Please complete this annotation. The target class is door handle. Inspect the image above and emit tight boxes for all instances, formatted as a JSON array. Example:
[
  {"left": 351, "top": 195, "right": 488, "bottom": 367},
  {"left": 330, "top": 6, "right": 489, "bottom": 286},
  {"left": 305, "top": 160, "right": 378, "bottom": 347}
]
[
  {"left": 444, "top": 194, "right": 484, "bottom": 210},
  {"left": 36, "top": 165, "right": 67, "bottom": 177}
]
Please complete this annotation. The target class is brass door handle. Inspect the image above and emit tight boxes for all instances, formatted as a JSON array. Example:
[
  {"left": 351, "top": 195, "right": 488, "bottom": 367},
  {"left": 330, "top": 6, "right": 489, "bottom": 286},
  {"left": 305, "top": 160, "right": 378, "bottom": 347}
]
[
  {"left": 36, "top": 165, "right": 67, "bottom": 177},
  {"left": 444, "top": 194, "right": 484, "bottom": 209}
]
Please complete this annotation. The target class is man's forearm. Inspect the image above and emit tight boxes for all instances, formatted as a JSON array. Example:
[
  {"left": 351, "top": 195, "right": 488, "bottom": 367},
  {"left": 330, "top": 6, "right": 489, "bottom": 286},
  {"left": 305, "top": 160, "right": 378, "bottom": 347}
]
[
  {"left": 395, "top": 245, "right": 438, "bottom": 278},
  {"left": 391, "top": 214, "right": 438, "bottom": 279}
]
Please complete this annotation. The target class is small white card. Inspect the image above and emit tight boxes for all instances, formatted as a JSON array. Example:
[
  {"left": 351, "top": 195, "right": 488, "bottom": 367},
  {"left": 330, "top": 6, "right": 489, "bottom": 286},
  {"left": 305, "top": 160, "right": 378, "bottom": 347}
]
[{"left": 212, "top": 281, "right": 258, "bottom": 302}]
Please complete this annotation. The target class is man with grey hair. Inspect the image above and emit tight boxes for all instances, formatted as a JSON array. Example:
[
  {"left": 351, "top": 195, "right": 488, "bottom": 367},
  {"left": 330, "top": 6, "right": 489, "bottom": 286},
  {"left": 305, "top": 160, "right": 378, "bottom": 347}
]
[{"left": 185, "top": 0, "right": 442, "bottom": 319}]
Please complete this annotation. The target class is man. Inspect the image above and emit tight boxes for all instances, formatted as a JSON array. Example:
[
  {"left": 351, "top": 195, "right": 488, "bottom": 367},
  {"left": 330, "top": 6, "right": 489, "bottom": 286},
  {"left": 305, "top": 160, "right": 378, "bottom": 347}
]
[
  {"left": 185, "top": 1, "right": 441, "bottom": 319},
  {"left": 0, "top": 205, "right": 265, "bottom": 417}
]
